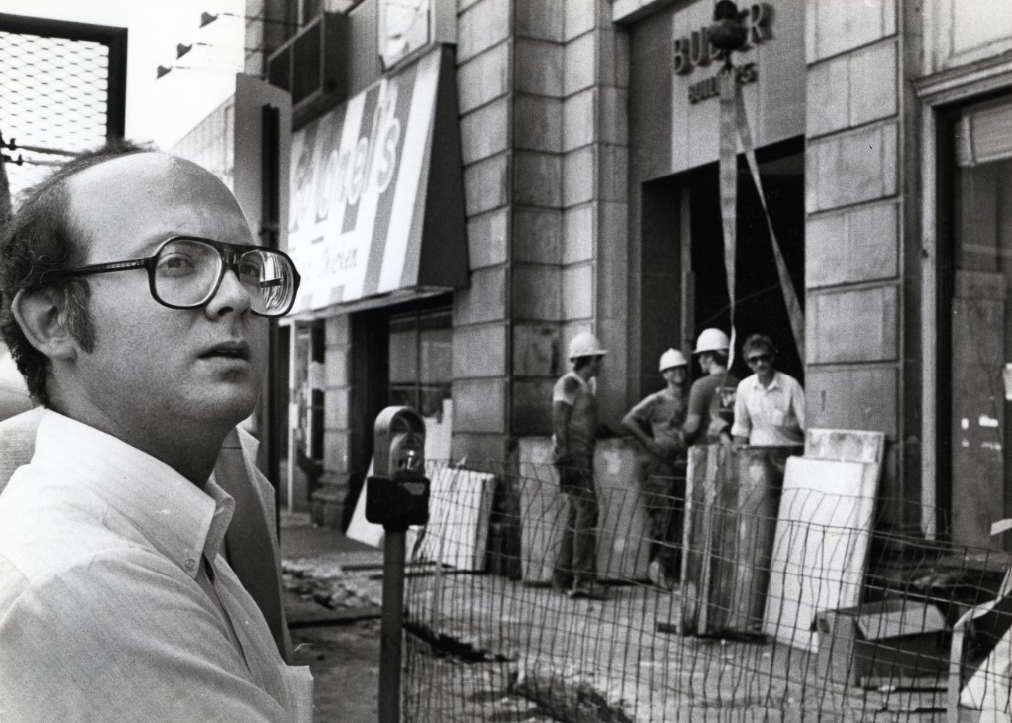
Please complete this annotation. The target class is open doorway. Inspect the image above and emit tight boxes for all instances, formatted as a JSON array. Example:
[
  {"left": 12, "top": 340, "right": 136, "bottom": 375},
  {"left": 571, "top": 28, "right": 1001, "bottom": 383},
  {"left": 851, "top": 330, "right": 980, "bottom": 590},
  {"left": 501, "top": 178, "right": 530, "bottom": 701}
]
[{"left": 685, "top": 136, "right": 806, "bottom": 382}]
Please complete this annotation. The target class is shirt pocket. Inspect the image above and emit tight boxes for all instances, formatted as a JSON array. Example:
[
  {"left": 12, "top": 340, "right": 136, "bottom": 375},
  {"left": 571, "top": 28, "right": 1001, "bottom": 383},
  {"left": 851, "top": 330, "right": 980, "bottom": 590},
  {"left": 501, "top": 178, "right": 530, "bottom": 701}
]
[
  {"left": 277, "top": 664, "right": 314, "bottom": 723},
  {"left": 769, "top": 409, "right": 786, "bottom": 427}
]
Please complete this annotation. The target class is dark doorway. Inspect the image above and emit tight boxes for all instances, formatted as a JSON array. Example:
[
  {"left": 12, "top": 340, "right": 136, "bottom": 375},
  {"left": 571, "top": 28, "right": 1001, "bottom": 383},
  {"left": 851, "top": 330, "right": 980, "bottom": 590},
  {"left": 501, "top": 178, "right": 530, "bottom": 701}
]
[{"left": 687, "top": 136, "right": 806, "bottom": 382}]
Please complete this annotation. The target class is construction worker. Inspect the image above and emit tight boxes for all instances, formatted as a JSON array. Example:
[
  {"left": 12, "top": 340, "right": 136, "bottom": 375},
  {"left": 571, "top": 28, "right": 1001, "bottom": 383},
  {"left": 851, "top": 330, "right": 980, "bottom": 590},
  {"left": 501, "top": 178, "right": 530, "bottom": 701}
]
[
  {"left": 621, "top": 348, "right": 689, "bottom": 590},
  {"left": 683, "top": 328, "right": 738, "bottom": 446},
  {"left": 551, "top": 331, "right": 606, "bottom": 599}
]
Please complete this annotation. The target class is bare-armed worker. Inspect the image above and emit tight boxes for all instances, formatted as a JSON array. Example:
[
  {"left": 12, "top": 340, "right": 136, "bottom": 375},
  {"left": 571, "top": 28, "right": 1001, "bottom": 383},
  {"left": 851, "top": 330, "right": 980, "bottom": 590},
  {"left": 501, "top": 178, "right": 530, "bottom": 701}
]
[
  {"left": 551, "top": 332, "right": 607, "bottom": 599},
  {"left": 621, "top": 349, "right": 690, "bottom": 590},
  {"left": 682, "top": 328, "right": 738, "bottom": 447}
]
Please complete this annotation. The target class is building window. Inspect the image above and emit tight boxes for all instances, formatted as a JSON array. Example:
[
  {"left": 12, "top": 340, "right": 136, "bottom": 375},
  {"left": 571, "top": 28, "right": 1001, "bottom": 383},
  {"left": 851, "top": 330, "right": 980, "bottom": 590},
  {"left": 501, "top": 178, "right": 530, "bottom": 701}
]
[
  {"left": 946, "top": 95, "right": 1012, "bottom": 547},
  {"left": 388, "top": 306, "right": 452, "bottom": 419}
]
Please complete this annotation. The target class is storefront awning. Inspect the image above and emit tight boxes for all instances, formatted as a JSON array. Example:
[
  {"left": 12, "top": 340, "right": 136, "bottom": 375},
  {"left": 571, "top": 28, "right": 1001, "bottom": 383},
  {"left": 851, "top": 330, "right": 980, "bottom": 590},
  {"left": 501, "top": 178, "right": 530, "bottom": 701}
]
[{"left": 287, "top": 45, "right": 467, "bottom": 312}]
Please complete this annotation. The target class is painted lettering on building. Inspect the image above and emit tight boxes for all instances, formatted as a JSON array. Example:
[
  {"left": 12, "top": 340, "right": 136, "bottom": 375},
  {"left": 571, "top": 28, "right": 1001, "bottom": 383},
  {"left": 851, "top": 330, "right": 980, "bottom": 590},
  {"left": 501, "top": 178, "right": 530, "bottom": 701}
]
[
  {"left": 288, "top": 48, "right": 443, "bottom": 309},
  {"left": 311, "top": 80, "right": 402, "bottom": 225},
  {"left": 688, "top": 63, "right": 758, "bottom": 104},
  {"left": 672, "top": 2, "right": 772, "bottom": 77}
]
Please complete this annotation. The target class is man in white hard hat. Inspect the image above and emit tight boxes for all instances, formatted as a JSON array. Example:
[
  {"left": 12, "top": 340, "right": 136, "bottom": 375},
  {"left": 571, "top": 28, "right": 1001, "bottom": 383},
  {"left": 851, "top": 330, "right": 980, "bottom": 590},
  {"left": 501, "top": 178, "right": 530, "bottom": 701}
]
[
  {"left": 551, "top": 331, "right": 606, "bottom": 599},
  {"left": 621, "top": 348, "right": 689, "bottom": 590},
  {"left": 683, "top": 328, "right": 738, "bottom": 446}
]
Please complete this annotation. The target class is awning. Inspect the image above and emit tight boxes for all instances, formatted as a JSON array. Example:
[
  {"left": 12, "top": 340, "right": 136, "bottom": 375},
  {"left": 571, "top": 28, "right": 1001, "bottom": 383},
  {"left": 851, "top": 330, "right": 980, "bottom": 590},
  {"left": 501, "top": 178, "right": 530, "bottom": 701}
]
[{"left": 287, "top": 45, "right": 467, "bottom": 312}]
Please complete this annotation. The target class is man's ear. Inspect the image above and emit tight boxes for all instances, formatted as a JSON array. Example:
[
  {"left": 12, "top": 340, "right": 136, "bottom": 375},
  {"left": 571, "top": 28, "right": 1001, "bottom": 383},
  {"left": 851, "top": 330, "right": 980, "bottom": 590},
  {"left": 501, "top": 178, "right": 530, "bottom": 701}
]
[{"left": 11, "top": 289, "right": 80, "bottom": 362}]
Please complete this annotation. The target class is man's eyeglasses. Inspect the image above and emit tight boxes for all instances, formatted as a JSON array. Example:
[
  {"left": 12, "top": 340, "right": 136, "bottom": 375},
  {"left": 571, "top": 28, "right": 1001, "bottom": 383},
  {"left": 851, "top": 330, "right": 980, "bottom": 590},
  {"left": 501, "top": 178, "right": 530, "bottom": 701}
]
[
  {"left": 746, "top": 353, "right": 772, "bottom": 365},
  {"left": 64, "top": 236, "right": 301, "bottom": 318}
]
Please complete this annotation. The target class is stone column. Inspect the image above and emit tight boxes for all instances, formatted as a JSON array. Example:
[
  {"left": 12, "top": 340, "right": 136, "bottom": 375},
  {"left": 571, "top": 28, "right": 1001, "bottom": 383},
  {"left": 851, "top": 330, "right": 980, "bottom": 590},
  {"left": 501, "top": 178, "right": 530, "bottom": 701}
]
[{"left": 803, "top": 0, "right": 922, "bottom": 532}]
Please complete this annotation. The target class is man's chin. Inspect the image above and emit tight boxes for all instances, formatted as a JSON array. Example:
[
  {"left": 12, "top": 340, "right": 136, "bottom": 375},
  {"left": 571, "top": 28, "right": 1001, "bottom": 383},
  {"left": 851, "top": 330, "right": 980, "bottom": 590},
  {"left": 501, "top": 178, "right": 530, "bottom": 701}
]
[{"left": 188, "top": 385, "right": 260, "bottom": 425}]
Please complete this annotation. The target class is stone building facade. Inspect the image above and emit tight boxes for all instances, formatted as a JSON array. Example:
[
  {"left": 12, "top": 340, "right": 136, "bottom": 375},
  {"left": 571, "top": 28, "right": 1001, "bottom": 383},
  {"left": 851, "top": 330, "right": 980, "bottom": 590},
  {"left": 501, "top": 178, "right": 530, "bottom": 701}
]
[{"left": 178, "top": 0, "right": 1012, "bottom": 550}]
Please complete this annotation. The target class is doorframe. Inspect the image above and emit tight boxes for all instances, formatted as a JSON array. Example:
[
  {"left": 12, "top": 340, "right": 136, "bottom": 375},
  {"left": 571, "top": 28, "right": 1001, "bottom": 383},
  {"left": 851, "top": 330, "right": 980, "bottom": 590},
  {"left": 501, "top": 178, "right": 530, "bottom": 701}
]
[{"left": 915, "top": 58, "right": 1012, "bottom": 541}]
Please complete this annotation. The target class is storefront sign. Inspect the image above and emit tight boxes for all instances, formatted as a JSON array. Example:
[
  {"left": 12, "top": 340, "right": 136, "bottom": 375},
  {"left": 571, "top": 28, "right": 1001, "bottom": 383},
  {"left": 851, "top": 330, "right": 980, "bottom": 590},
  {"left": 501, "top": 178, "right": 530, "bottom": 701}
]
[
  {"left": 672, "top": 3, "right": 772, "bottom": 76},
  {"left": 675, "top": 2, "right": 770, "bottom": 105},
  {"left": 288, "top": 49, "right": 442, "bottom": 310},
  {"left": 668, "top": 0, "right": 804, "bottom": 175},
  {"left": 689, "top": 62, "right": 758, "bottom": 104},
  {"left": 378, "top": 0, "right": 430, "bottom": 70}
]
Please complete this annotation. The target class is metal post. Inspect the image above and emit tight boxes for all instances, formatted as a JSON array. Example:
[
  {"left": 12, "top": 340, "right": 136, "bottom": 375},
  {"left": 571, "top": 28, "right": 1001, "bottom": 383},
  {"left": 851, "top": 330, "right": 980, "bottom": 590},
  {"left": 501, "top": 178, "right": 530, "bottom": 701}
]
[{"left": 379, "top": 528, "right": 406, "bottom": 723}]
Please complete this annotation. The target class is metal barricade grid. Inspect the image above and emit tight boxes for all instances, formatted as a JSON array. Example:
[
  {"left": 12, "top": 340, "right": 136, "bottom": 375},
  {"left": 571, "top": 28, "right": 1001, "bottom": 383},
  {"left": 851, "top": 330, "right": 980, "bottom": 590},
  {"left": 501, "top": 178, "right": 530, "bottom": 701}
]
[
  {"left": 399, "top": 456, "right": 1012, "bottom": 722},
  {"left": 0, "top": 15, "right": 125, "bottom": 200}
]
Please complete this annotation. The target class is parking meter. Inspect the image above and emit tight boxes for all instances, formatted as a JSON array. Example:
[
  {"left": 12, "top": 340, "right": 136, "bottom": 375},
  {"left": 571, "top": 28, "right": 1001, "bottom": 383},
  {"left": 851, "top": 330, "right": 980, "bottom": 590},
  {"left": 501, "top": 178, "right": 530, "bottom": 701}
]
[
  {"left": 368, "top": 406, "right": 428, "bottom": 723},
  {"left": 365, "top": 405, "right": 430, "bottom": 531}
]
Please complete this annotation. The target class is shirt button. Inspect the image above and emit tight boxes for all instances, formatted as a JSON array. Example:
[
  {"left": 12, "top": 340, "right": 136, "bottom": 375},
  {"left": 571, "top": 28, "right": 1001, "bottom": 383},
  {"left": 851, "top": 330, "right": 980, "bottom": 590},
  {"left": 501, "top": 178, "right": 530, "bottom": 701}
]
[{"left": 185, "top": 558, "right": 198, "bottom": 571}]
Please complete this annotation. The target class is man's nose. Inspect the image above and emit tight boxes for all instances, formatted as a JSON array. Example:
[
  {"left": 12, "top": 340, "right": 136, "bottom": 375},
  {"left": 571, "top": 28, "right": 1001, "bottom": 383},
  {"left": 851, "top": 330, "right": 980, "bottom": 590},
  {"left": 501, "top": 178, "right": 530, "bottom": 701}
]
[{"left": 205, "top": 267, "right": 253, "bottom": 317}]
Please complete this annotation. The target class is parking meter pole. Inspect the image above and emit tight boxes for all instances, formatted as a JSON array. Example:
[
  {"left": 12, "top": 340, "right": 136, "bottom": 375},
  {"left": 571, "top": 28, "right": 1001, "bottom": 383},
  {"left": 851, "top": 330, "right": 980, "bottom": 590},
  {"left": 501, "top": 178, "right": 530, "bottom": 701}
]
[
  {"left": 368, "top": 405, "right": 429, "bottom": 723},
  {"left": 379, "top": 528, "right": 406, "bottom": 723}
]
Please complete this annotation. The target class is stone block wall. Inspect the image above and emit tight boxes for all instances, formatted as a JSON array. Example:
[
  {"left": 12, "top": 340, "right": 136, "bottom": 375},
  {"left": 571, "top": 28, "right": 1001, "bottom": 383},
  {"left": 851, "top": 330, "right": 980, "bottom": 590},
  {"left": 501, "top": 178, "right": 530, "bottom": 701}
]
[
  {"left": 803, "top": 0, "right": 921, "bottom": 525},
  {"left": 452, "top": 0, "right": 514, "bottom": 466},
  {"left": 560, "top": 0, "right": 631, "bottom": 430},
  {"left": 452, "top": 0, "right": 631, "bottom": 465}
]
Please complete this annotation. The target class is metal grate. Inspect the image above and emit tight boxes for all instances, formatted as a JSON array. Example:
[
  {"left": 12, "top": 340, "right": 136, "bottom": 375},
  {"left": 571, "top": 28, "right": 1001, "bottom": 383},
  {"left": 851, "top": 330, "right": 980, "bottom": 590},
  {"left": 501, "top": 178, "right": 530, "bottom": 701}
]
[{"left": 0, "top": 14, "right": 126, "bottom": 202}]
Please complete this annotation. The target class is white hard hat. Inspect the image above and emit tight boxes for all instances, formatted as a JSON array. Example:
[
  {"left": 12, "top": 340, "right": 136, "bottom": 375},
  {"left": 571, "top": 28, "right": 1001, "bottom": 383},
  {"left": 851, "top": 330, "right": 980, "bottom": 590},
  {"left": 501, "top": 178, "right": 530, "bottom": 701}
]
[
  {"left": 658, "top": 348, "right": 687, "bottom": 372},
  {"left": 693, "top": 328, "right": 730, "bottom": 354},
  {"left": 568, "top": 332, "right": 608, "bottom": 360}
]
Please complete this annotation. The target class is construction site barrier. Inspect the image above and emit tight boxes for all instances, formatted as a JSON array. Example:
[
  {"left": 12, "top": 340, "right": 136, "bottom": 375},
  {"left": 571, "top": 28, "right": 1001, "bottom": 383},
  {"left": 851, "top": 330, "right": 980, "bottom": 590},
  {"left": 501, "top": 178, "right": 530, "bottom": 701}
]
[{"left": 397, "top": 447, "right": 1012, "bottom": 723}]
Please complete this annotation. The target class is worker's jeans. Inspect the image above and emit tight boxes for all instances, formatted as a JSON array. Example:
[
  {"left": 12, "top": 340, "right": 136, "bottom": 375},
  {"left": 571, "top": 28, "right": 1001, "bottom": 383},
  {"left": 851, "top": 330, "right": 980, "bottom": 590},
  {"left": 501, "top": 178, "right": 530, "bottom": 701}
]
[
  {"left": 553, "top": 457, "right": 599, "bottom": 589},
  {"left": 638, "top": 457, "right": 685, "bottom": 577}
]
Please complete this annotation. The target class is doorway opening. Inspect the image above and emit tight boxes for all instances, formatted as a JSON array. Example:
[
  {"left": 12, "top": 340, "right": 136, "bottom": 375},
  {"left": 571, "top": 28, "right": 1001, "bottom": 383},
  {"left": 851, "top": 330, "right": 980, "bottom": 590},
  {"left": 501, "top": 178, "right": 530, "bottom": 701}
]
[{"left": 685, "top": 136, "right": 806, "bottom": 382}]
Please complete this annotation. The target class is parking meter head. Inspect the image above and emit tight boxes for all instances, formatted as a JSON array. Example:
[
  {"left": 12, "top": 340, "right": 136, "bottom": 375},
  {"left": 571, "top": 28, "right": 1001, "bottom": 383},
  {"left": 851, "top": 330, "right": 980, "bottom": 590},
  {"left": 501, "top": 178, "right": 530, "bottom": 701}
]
[
  {"left": 371, "top": 405, "right": 426, "bottom": 477},
  {"left": 367, "top": 405, "right": 430, "bottom": 530}
]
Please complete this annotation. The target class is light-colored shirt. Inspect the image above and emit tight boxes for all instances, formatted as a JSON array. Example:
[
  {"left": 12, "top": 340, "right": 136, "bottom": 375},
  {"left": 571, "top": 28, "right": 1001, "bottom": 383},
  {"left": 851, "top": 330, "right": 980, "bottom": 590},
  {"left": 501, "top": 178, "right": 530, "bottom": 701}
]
[
  {"left": 0, "top": 411, "right": 312, "bottom": 722},
  {"left": 552, "top": 372, "right": 597, "bottom": 461},
  {"left": 731, "top": 371, "right": 806, "bottom": 446}
]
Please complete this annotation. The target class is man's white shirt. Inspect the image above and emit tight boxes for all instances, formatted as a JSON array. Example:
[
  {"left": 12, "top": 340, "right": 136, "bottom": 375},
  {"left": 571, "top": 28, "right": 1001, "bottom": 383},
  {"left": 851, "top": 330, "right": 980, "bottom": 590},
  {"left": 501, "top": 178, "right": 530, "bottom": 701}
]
[
  {"left": 0, "top": 411, "right": 312, "bottom": 722},
  {"left": 731, "top": 371, "right": 806, "bottom": 446}
]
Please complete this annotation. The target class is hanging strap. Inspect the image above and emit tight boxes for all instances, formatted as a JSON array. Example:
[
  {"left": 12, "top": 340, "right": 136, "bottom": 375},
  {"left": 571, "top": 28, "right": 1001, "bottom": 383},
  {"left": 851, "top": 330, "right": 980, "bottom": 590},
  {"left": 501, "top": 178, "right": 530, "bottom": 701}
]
[
  {"left": 732, "top": 80, "right": 806, "bottom": 362},
  {"left": 718, "top": 72, "right": 739, "bottom": 370}
]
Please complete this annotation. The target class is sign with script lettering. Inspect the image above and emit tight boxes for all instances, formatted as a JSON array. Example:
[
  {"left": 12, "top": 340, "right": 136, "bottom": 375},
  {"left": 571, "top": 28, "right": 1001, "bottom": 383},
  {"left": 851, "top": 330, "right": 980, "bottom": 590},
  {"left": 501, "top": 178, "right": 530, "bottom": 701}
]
[{"left": 288, "top": 49, "right": 442, "bottom": 309}]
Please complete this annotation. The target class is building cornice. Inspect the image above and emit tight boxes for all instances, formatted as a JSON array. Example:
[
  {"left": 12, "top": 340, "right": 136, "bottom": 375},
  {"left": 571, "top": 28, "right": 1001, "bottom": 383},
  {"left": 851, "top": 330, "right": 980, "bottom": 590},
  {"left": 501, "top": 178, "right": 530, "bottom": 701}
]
[{"left": 914, "top": 51, "right": 1012, "bottom": 106}]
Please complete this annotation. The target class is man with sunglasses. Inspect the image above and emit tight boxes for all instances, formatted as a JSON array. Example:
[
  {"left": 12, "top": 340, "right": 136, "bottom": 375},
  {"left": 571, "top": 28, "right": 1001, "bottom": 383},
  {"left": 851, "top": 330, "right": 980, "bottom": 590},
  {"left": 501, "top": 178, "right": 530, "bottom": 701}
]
[
  {"left": 0, "top": 145, "right": 310, "bottom": 721},
  {"left": 731, "top": 334, "right": 805, "bottom": 447}
]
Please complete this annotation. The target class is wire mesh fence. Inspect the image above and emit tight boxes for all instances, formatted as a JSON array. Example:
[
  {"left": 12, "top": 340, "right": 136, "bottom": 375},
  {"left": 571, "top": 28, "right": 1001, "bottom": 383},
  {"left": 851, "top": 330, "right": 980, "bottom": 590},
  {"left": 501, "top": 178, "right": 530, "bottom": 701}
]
[
  {"left": 398, "top": 447, "right": 1012, "bottom": 723},
  {"left": 0, "top": 14, "right": 126, "bottom": 200}
]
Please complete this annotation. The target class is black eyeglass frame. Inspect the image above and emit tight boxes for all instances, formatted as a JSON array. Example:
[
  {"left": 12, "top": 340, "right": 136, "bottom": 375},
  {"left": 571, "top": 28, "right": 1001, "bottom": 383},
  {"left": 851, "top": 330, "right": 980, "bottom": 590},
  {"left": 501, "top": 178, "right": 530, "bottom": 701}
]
[
  {"left": 63, "top": 235, "right": 302, "bottom": 318},
  {"left": 745, "top": 352, "right": 773, "bottom": 365}
]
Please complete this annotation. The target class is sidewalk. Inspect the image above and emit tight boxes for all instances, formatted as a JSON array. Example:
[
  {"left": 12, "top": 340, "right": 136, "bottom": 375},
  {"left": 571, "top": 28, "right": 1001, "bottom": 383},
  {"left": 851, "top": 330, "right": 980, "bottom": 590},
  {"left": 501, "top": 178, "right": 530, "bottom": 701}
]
[{"left": 279, "top": 512, "right": 383, "bottom": 625}]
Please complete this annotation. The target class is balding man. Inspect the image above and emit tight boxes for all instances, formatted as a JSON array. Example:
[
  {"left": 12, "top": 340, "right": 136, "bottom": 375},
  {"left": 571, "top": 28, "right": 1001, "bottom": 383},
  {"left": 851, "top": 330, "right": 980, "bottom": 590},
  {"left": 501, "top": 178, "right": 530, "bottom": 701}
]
[{"left": 0, "top": 144, "right": 310, "bottom": 721}]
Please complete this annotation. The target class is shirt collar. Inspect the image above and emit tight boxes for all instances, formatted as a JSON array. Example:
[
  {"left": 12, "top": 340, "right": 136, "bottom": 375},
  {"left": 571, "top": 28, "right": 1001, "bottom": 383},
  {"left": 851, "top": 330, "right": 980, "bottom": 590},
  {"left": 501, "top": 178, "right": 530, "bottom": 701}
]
[
  {"left": 31, "top": 411, "right": 235, "bottom": 579},
  {"left": 749, "top": 371, "right": 782, "bottom": 390}
]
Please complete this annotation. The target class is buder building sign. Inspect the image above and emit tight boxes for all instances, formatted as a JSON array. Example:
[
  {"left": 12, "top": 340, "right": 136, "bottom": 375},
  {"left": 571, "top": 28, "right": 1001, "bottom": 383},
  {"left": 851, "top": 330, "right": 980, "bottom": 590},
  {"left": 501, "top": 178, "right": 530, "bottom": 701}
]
[
  {"left": 667, "top": 0, "right": 802, "bottom": 175},
  {"left": 673, "top": 2, "right": 772, "bottom": 104}
]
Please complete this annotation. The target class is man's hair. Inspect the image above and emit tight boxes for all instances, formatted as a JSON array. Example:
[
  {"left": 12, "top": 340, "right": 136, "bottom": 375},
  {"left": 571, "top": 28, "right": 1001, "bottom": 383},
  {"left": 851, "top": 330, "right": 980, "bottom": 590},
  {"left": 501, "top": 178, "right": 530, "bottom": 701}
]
[
  {"left": 743, "top": 334, "right": 775, "bottom": 358},
  {"left": 572, "top": 355, "right": 602, "bottom": 371},
  {"left": 699, "top": 350, "right": 729, "bottom": 366},
  {"left": 0, "top": 140, "right": 154, "bottom": 407}
]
